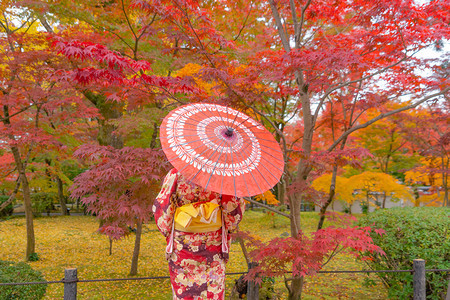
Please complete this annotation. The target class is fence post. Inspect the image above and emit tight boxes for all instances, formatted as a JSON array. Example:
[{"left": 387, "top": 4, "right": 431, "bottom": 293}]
[
  {"left": 247, "top": 262, "right": 260, "bottom": 300},
  {"left": 413, "top": 259, "right": 426, "bottom": 300},
  {"left": 64, "top": 268, "right": 78, "bottom": 300},
  {"left": 445, "top": 278, "right": 450, "bottom": 300}
]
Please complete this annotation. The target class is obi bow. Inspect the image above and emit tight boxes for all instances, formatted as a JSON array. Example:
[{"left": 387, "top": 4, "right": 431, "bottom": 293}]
[{"left": 174, "top": 201, "right": 222, "bottom": 233}]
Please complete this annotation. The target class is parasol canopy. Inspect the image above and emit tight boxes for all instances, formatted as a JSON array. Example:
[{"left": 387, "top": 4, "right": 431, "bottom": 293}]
[{"left": 160, "top": 103, "right": 284, "bottom": 197}]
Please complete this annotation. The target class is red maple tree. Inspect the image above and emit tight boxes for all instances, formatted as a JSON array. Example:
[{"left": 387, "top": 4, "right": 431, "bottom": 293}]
[
  {"left": 8, "top": 1, "right": 448, "bottom": 297},
  {"left": 0, "top": 8, "right": 94, "bottom": 259}
]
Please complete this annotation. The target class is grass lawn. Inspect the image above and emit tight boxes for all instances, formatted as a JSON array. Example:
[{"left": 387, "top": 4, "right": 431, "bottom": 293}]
[{"left": 0, "top": 210, "right": 387, "bottom": 299}]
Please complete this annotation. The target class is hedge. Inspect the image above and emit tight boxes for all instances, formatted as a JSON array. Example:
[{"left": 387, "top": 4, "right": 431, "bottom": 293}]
[
  {"left": 359, "top": 207, "right": 449, "bottom": 299},
  {"left": 0, "top": 261, "right": 47, "bottom": 300}
]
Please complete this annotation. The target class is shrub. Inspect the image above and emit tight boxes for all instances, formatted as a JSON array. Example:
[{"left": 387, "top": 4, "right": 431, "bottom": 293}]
[
  {"left": 359, "top": 207, "right": 450, "bottom": 299},
  {"left": 0, "top": 195, "right": 13, "bottom": 218},
  {"left": 31, "top": 192, "right": 57, "bottom": 216},
  {"left": 28, "top": 253, "right": 40, "bottom": 262},
  {"left": 0, "top": 261, "right": 47, "bottom": 299}
]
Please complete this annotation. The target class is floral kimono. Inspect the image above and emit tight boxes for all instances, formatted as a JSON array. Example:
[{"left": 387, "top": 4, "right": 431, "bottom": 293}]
[{"left": 152, "top": 168, "right": 245, "bottom": 300}]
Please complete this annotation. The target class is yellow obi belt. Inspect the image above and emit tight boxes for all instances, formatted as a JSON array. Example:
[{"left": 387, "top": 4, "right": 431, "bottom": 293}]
[{"left": 174, "top": 202, "right": 222, "bottom": 233}]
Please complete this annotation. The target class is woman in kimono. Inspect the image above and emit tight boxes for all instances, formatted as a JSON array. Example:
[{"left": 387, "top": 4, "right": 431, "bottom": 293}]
[{"left": 152, "top": 168, "right": 245, "bottom": 300}]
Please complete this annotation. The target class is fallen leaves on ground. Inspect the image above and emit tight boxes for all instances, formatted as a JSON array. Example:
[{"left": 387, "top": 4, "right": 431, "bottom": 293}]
[{"left": 0, "top": 211, "right": 386, "bottom": 299}]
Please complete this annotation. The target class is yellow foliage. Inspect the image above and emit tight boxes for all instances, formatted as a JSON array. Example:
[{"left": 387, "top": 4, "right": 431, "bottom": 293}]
[
  {"left": 313, "top": 172, "right": 413, "bottom": 205},
  {"left": 404, "top": 157, "right": 445, "bottom": 187},
  {"left": 0, "top": 216, "right": 246, "bottom": 299},
  {"left": 404, "top": 170, "right": 435, "bottom": 186},
  {"left": 349, "top": 171, "right": 413, "bottom": 202},
  {"left": 0, "top": 211, "right": 386, "bottom": 299},
  {"left": 311, "top": 174, "right": 354, "bottom": 204},
  {"left": 254, "top": 190, "right": 279, "bottom": 205},
  {"left": 0, "top": 11, "right": 53, "bottom": 84},
  {"left": 416, "top": 193, "right": 444, "bottom": 207}
]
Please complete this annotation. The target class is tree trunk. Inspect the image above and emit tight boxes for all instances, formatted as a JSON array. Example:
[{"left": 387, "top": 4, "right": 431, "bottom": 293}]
[
  {"left": 289, "top": 193, "right": 301, "bottom": 238},
  {"left": 318, "top": 165, "right": 338, "bottom": 230},
  {"left": 4, "top": 104, "right": 35, "bottom": 260},
  {"left": 277, "top": 177, "right": 287, "bottom": 205},
  {"left": 317, "top": 190, "right": 335, "bottom": 230},
  {"left": 287, "top": 276, "right": 304, "bottom": 300},
  {"left": 57, "top": 176, "right": 68, "bottom": 215},
  {"left": 83, "top": 91, "right": 124, "bottom": 148},
  {"left": 287, "top": 192, "right": 304, "bottom": 299},
  {"left": 318, "top": 136, "right": 349, "bottom": 230},
  {"left": 129, "top": 221, "right": 143, "bottom": 276},
  {"left": 237, "top": 233, "right": 250, "bottom": 265},
  {"left": 97, "top": 120, "right": 124, "bottom": 148},
  {"left": 10, "top": 146, "right": 35, "bottom": 260},
  {"left": 287, "top": 96, "right": 314, "bottom": 297}
]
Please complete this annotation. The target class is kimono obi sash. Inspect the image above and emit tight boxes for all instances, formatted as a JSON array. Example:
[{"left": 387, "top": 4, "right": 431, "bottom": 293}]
[{"left": 174, "top": 201, "right": 222, "bottom": 233}]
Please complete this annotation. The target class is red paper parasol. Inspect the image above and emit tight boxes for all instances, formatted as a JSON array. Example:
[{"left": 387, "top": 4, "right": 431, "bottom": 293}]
[{"left": 160, "top": 103, "right": 284, "bottom": 197}]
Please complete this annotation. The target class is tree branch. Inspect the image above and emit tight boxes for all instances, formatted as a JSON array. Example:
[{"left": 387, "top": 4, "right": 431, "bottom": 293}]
[
  {"left": 244, "top": 197, "right": 290, "bottom": 218},
  {"left": 137, "top": 13, "right": 157, "bottom": 41},
  {"left": 295, "top": 0, "right": 312, "bottom": 49},
  {"left": 247, "top": 104, "right": 288, "bottom": 160},
  {"left": 289, "top": 0, "right": 299, "bottom": 48},
  {"left": 318, "top": 50, "right": 420, "bottom": 105},
  {"left": 268, "top": 0, "right": 291, "bottom": 52},
  {"left": 172, "top": 2, "right": 217, "bottom": 68},
  {"left": 37, "top": 14, "right": 53, "bottom": 33},
  {"left": 327, "top": 88, "right": 450, "bottom": 152},
  {"left": 321, "top": 245, "right": 343, "bottom": 268},
  {"left": 233, "top": 2, "right": 254, "bottom": 41},
  {"left": 0, "top": 177, "right": 21, "bottom": 213},
  {"left": 121, "top": 0, "right": 137, "bottom": 41},
  {"left": 0, "top": 105, "right": 34, "bottom": 122}
]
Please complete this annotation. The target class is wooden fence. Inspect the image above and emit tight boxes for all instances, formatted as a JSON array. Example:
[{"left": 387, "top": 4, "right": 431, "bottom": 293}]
[{"left": 1, "top": 259, "right": 449, "bottom": 299}]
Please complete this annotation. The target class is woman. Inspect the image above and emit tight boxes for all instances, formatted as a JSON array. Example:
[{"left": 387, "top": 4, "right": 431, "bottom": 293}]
[{"left": 152, "top": 168, "right": 245, "bottom": 300}]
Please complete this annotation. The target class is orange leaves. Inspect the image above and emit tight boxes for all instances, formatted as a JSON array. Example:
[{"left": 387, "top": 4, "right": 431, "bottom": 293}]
[
  {"left": 254, "top": 190, "right": 279, "bottom": 206},
  {"left": 173, "top": 62, "right": 265, "bottom": 105},
  {"left": 173, "top": 63, "right": 217, "bottom": 98}
]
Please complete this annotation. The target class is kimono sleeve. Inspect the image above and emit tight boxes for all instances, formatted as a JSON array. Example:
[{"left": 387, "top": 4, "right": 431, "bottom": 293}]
[
  {"left": 221, "top": 195, "right": 245, "bottom": 233},
  {"left": 152, "top": 169, "right": 178, "bottom": 237}
]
